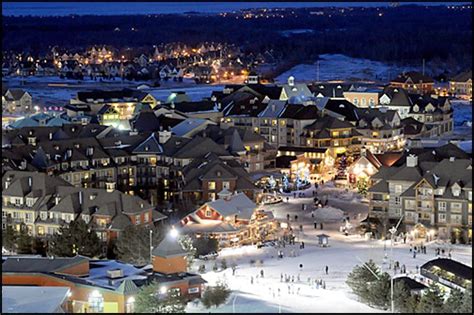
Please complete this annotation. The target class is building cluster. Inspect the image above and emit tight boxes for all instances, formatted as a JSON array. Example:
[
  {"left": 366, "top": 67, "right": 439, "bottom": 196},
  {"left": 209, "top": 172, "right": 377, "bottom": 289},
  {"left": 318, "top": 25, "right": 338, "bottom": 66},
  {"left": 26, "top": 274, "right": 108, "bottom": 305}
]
[
  {"left": 2, "top": 233, "right": 206, "bottom": 313},
  {"left": 2, "top": 42, "right": 279, "bottom": 83},
  {"left": 364, "top": 143, "right": 472, "bottom": 243}
]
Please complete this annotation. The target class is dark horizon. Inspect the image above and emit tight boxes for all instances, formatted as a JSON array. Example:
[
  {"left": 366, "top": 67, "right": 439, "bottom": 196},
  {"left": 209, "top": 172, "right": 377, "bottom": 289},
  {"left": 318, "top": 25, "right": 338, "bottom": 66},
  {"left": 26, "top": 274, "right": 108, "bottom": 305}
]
[{"left": 2, "top": 1, "right": 471, "bottom": 16}]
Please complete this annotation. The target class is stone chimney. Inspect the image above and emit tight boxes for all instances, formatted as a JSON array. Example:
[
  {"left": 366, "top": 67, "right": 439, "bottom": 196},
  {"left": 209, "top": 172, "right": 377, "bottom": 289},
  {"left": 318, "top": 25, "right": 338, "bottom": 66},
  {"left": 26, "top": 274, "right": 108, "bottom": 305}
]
[
  {"left": 406, "top": 154, "right": 418, "bottom": 167},
  {"left": 158, "top": 130, "right": 172, "bottom": 144}
]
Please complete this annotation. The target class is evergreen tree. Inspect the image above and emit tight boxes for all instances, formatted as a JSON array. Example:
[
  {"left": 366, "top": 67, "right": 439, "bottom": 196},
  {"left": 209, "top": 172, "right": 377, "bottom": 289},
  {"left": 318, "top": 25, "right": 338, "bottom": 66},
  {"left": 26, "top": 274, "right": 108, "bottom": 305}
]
[
  {"left": 134, "top": 281, "right": 186, "bottom": 313},
  {"left": 367, "top": 272, "right": 391, "bottom": 309},
  {"left": 48, "top": 218, "right": 102, "bottom": 258},
  {"left": 201, "top": 281, "right": 231, "bottom": 309},
  {"left": 114, "top": 225, "right": 162, "bottom": 266},
  {"left": 32, "top": 237, "right": 47, "bottom": 256},
  {"left": 393, "top": 281, "right": 418, "bottom": 313},
  {"left": 356, "top": 177, "right": 369, "bottom": 197},
  {"left": 16, "top": 223, "right": 33, "bottom": 254},
  {"left": 2, "top": 225, "right": 17, "bottom": 253},
  {"left": 459, "top": 284, "right": 472, "bottom": 314},
  {"left": 417, "top": 283, "right": 444, "bottom": 313},
  {"left": 443, "top": 288, "right": 464, "bottom": 313},
  {"left": 346, "top": 259, "right": 381, "bottom": 304}
]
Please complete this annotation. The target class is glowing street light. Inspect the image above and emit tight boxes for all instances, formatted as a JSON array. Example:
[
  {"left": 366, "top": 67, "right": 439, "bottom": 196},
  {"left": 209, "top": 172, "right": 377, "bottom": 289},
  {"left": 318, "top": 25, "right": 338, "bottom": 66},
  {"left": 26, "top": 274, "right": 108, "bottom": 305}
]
[{"left": 170, "top": 226, "right": 179, "bottom": 238}]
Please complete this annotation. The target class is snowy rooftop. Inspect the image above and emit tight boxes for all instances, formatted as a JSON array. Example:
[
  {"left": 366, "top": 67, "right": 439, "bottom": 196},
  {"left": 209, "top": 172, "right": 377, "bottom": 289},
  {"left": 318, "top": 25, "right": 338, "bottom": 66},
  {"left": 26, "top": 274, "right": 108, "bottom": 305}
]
[{"left": 2, "top": 286, "right": 70, "bottom": 313}]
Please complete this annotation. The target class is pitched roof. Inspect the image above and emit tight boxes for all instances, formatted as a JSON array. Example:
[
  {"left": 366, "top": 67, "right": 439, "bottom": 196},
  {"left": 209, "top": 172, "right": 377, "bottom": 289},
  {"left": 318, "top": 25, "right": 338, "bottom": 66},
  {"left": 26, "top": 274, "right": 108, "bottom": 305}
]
[
  {"left": 450, "top": 70, "right": 472, "bottom": 83},
  {"left": 132, "top": 133, "right": 163, "bottom": 154},
  {"left": 206, "top": 192, "right": 256, "bottom": 220},
  {"left": 152, "top": 234, "right": 188, "bottom": 258},
  {"left": 391, "top": 71, "right": 434, "bottom": 84},
  {"left": 421, "top": 258, "right": 472, "bottom": 280},
  {"left": 2, "top": 255, "right": 88, "bottom": 274}
]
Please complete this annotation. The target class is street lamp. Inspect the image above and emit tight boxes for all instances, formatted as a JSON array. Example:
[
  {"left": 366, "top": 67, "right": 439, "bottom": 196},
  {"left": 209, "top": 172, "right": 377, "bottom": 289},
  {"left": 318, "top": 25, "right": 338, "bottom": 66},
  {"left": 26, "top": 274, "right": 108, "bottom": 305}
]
[
  {"left": 149, "top": 229, "right": 153, "bottom": 264},
  {"left": 388, "top": 215, "right": 404, "bottom": 314}
]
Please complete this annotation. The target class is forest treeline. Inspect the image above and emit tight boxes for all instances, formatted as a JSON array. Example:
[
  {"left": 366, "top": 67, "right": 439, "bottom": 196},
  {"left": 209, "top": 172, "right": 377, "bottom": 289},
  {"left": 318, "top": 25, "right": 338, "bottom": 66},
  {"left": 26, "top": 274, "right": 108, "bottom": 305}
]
[{"left": 2, "top": 5, "right": 472, "bottom": 72}]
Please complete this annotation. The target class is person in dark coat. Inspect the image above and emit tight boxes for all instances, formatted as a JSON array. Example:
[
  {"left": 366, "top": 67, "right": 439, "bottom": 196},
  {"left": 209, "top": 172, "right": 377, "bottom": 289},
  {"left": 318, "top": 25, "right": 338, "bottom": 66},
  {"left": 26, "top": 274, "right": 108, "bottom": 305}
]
[
  {"left": 325, "top": 266, "right": 329, "bottom": 274},
  {"left": 314, "top": 221, "right": 317, "bottom": 229}
]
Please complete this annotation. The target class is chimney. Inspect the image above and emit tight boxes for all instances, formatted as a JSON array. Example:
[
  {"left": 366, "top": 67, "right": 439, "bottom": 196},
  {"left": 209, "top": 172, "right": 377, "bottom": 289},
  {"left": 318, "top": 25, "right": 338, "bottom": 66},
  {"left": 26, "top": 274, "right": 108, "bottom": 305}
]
[
  {"left": 5, "top": 176, "right": 12, "bottom": 189},
  {"left": 158, "top": 130, "right": 171, "bottom": 144},
  {"left": 288, "top": 76, "right": 295, "bottom": 87},
  {"left": 106, "top": 180, "right": 116, "bottom": 192},
  {"left": 87, "top": 146, "right": 94, "bottom": 157},
  {"left": 79, "top": 191, "right": 83, "bottom": 205},
  {"left": 406, "top": 154, "right": 418, "bottom": 167}
]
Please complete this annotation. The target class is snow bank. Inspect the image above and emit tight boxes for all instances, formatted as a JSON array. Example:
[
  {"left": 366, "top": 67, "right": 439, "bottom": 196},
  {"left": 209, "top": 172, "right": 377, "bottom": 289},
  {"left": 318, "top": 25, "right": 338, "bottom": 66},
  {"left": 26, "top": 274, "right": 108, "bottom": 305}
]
[{"left": 314, "top": 206, "right": 344, "bottom": 222}]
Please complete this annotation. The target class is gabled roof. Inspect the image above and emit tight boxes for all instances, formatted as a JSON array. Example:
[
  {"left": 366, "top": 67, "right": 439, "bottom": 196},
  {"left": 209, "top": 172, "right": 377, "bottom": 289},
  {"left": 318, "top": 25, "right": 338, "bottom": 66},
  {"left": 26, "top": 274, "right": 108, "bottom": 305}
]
[
  {"left": 152, "top": 234, "right": 187, "bottom": 258},
  {"left": 132, "top": 133, "right": 163, "bottom": 154},
  {"left": 279, "top": 104, "right": 320, "bottom": 120},
  {"left": 131, "top": 110, "right": 161, "bottom": 133},
  {"left": 391, "top": 71, "right": 434, "bottom": 84},
  {"left": 323, "top": 99, "right": 359, "bottom": 122},
  {"left": 450, "top": 70, "right": 472, "bottom": 83},
  {"left": 206, "top": 192, "right": 256, "bottom": 220}
]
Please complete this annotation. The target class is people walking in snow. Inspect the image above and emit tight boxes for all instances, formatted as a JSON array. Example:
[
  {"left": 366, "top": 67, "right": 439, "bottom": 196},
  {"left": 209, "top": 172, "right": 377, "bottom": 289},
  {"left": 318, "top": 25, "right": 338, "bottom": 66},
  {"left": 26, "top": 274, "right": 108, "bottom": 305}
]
[
  {"left": 286, "top": 197, "right": 289, "bottom": 202},
  {"left": 232, "top": 265, "right": 236, "bottom": 276},
  {"left": 320, "top": 223, "right": 324, "bottom": 229},
  {"left": 287, "top": 213, "right": 290, "bottom": 221},
  {"left": 300, "top": 224, "right": 303, "bottom": 232},
  {"left": 260, "top": 269, "right": 264, "bottom": 278},
  {"left": 295, "top": 215, "right": 298, "bottom": 221},
  {"left": 413, "top": 251, "right": 417, "bottom": 258},
  {"left": 251, "top": 276, "right": 254, "bottom": 284},
  {"left": 325, "top": 265, "right": 329, "bottom": 275},
  {"left": 314, "top": 221, "right": 317, "bottom": 229},
  {"left": 281, "top": 273, "right": 283, "bottom": 282}
]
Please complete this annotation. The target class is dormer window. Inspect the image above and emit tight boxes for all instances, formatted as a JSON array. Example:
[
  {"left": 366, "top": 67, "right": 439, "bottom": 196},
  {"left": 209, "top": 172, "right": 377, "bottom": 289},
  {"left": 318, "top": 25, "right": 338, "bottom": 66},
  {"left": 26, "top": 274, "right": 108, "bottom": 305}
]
[{"left": 451, "top": 184, "right": 461, "bottom": 197}]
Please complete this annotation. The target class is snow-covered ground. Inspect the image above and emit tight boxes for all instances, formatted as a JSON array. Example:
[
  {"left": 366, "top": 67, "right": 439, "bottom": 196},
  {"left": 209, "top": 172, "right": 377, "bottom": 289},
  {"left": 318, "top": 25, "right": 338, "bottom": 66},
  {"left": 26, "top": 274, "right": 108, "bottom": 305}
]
[
  {"left": 451, "top": 100, "right": 472, "bottom": 127},
  {"left": 186, "top": 183, "right": 472, "bottom": 313},
  {"left": 275, "top": 54, "right": 417, "bottom": 83}
]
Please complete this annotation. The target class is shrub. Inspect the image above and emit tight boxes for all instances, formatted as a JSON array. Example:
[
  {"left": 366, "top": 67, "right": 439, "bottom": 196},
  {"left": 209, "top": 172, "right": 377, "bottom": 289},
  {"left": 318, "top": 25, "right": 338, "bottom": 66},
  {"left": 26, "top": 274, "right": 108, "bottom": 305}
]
[{"left": 201, "top": 281, "right": 231, "bottom": 309}]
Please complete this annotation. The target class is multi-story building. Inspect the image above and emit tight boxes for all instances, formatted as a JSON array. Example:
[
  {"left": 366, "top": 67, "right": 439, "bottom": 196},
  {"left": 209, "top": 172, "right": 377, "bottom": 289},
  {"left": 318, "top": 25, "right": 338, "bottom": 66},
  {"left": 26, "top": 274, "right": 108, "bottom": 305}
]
[
  {"left": 354, "top": 107, "right": 405, "bottom": 153},
  {"left": 2, "top": 87, "right": 33, "bottom": 114},
  {"left": 302, "top": 115, "right": 362, "bottom": 156},
  {"left": 390, "top": 71, "right": 435, "bottom": 95},
  {"left": 68, "top": 89, "right": 158, "bottom": 120},
  {"left": 1, "top": 171, "right": 165, "bottom": 241},
  {"left": 449, "top": 70, "right": 472, "bottom": 100},
  {"left": 367, "top": 145, "right": 472, "bottom": 242}
]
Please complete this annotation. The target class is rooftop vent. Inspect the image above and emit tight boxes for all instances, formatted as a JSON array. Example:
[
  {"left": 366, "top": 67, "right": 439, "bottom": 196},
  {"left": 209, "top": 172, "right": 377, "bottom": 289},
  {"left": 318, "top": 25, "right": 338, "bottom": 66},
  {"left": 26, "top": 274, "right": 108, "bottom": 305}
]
[{"left": 107, "top": 268, "right": 124, "bottom": 279}]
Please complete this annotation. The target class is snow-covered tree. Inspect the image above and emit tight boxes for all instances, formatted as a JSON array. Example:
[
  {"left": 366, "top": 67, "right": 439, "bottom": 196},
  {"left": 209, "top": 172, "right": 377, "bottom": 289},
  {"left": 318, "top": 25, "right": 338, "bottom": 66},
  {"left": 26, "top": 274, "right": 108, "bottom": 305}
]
[
  {"left": 459, "top": 284, "right": 472, "bottom": 313},
  {"left": 442, "top": 288, "right": 464, "bottom": 313},
  {"left": 134, "top": 281, "right": 186, "bottom": 313},
  {"left": 178, "top": 234, "right": 196, "bottom": 268},
  {"left": 201, "top": 281, "right": 231, "bottom": 309},
  {"left": 417, "top": 283, "right": 444, "bottom": 313}
]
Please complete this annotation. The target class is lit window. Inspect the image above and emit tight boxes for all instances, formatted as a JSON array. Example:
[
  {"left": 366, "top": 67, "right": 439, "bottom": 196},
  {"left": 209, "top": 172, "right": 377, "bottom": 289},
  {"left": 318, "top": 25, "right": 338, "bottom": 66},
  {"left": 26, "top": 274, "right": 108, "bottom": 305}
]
[
  {"left": 88, "top": 291, "right": 104, "bottom": 313},
  {"left": 208, "top": 181, "right": 216, "bottom": 190}
]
